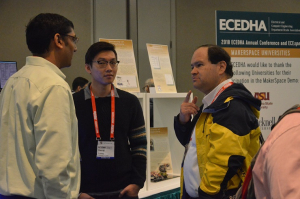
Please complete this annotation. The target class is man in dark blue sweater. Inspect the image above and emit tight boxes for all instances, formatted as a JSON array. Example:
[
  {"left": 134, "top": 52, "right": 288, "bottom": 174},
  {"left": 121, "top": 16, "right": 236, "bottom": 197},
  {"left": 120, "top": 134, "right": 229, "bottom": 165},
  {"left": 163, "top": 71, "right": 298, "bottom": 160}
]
[{"left": 73, "top": 41, "right": 147, "bottom": 199}]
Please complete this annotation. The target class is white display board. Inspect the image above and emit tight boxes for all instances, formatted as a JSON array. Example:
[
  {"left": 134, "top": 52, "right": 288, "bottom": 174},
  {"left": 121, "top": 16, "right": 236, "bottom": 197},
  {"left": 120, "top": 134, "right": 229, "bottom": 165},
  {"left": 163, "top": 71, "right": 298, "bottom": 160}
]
[
  {"left": 99, "top": 39, "right": 140, "bottom": 93},
  {"left": 146, "top": 44, "right": 177, "bottom": 93}
]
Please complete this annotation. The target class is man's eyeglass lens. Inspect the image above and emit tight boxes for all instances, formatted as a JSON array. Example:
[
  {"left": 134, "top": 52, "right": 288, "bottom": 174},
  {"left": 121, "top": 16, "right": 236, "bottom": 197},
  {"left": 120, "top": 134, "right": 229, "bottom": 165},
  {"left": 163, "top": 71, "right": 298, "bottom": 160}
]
[{"left": 93, "top": 60, "right": 120, "bottom": 68}]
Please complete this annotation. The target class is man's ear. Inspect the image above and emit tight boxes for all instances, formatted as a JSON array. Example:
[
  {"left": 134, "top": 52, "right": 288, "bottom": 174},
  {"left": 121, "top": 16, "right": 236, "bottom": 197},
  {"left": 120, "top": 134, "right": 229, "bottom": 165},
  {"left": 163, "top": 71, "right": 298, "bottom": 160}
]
[
  {"left": 85, "top": 64, "right": 92, "bottom": 74},
  {"left": 53, "top": 33, "right": 64, "bottom": 49},
  {"left": 218, "top": 61, "right": 227, "bottom": 75}
]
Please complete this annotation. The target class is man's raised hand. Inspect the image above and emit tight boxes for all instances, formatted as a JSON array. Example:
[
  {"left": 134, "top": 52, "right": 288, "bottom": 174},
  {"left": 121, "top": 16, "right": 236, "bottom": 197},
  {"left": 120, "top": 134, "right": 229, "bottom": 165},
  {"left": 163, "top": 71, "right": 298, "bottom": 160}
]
[{"left": 179, "top": 90, "right": 199, "bottom": 124}]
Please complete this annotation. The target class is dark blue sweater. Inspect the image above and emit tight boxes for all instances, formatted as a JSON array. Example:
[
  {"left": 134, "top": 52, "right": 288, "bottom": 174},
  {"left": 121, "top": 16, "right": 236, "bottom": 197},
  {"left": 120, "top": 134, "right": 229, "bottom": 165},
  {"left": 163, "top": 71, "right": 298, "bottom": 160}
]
[{"left": 73, "top": 86, "right": 147, "bottom": 193}]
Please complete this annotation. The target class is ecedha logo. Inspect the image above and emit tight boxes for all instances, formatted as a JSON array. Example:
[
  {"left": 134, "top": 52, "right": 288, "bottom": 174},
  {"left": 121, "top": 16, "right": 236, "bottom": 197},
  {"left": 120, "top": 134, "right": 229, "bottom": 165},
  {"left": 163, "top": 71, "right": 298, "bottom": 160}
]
[
  {"left": 219, "top": 19, "right": 267, "bottom": 32},
  {"left": 254, "top": 92, "right": 270, "bottom": 100}
]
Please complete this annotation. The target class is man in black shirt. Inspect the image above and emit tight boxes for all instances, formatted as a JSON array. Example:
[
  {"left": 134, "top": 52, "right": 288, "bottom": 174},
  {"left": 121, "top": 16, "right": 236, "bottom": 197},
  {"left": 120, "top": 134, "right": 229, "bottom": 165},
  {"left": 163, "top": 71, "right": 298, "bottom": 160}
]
[{"left": 73, "top": 42, "right": 147, "bottom": 199}]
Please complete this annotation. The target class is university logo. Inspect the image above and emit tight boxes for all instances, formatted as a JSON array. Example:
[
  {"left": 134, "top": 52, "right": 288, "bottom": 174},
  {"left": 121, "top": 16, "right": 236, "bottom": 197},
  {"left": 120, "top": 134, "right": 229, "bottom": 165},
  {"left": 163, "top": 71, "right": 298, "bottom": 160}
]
[
  {"left": 258, "top": 117, "right": 276, "bottom": 130},
  {"left": 254, "top": 92, "right": 270, "bottom": 100}
]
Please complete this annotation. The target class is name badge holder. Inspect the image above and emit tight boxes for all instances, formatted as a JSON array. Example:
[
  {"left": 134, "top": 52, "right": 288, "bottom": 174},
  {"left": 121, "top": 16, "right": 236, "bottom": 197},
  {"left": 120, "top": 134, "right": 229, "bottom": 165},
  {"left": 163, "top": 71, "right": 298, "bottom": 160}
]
[
  {"left": 90, "top": 84, "right": 116, "bottom": 159},
  {"left": 97, "top": 141, "right": 115, "bottom": 159}
]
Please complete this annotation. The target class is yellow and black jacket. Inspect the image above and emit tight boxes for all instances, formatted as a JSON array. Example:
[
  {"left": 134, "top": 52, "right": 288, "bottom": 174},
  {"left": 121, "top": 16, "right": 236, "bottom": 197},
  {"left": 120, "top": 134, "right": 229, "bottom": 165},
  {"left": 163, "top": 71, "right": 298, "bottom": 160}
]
[{"left": 174, "top": 83, "right": 261, "bottom": 199}]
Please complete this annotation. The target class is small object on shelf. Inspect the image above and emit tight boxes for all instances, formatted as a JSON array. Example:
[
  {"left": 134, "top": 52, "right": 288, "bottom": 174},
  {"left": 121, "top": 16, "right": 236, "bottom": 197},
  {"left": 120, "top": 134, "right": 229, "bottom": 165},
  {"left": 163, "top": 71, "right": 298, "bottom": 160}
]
[
  {"left": 151, "top": 171, "right": 164, "bottom": 182},
  {"left": 159, "top": 164, "right": 168, "bottom": 179}
]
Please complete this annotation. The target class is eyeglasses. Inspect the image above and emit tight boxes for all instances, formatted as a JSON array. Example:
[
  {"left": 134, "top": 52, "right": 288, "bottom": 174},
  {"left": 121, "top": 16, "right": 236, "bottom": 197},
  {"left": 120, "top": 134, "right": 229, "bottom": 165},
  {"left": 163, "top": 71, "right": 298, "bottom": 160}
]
[
  {"left": 63, "top": 35, "right": 79, "bottom": 44},
  {"left": 92, "top": 60, "right": 120, "bottom": 69}
]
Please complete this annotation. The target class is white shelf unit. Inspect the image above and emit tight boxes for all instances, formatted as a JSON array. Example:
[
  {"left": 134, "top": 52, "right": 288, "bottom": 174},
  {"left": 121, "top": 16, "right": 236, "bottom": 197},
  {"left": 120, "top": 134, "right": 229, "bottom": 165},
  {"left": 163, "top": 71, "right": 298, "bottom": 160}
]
[{"left": 132, "top": 92, "right": 190, "bottom": 198}]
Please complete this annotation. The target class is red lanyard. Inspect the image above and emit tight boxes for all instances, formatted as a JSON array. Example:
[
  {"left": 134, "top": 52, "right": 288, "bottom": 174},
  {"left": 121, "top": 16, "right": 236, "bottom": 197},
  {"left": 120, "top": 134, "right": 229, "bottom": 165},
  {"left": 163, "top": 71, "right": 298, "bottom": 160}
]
[
  {"left": 90, "top": 84, "right": 115, "bottom": 140},
  {"left": 211, "top": 81, "right": 233, "bottom": 104}
]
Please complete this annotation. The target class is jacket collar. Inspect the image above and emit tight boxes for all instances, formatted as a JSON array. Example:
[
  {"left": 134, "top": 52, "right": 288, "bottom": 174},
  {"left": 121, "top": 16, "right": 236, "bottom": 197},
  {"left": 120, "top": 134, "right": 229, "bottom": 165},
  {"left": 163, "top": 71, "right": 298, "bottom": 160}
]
[{"left": 203, "top": 83, "right": 261, "bottom": 114}]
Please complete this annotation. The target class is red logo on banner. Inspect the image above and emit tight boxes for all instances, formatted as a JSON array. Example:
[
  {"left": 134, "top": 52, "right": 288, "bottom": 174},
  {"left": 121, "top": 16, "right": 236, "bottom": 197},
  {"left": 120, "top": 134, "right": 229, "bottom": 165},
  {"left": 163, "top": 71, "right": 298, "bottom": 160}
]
[{"left": 254, "top": 92, "right": 270, "bottom": 100}]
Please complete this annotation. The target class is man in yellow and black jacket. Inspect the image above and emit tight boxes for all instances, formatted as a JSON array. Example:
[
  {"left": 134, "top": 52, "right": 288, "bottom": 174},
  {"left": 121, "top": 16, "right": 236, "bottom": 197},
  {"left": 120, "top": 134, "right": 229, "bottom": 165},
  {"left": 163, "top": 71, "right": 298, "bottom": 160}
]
[{"left": 174, "top": 44, "right": 261, "bottom": 199}]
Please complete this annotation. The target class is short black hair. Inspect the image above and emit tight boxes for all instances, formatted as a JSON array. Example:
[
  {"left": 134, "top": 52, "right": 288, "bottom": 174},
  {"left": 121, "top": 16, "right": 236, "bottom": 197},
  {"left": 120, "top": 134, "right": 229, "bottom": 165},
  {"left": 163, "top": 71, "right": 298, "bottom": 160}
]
[
  {"left": 85, "top": 41, "right": 117, "bottom": 66},
  {"left": 72, "top": 77, "right": 88, "bottom": 91},
  {"left": 198, "top": 44, "right": 233, "bottom": 77},
  {"left": 26, "top": 13, "right": 74, "bottom": 55}
]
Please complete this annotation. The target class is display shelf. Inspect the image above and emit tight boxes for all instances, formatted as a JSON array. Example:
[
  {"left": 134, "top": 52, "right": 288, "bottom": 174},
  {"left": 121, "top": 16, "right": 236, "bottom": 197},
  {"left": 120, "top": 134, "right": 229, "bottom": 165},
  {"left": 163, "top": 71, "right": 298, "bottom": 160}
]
[
  {"left": 145, "top": 93, "right": 190, "bottom": 197},
  {"left": 132, "top": 92, "right": 191, "bottom": 197},
  {"left": 139, "top": 178, "right": 180, "bottom": 198}
]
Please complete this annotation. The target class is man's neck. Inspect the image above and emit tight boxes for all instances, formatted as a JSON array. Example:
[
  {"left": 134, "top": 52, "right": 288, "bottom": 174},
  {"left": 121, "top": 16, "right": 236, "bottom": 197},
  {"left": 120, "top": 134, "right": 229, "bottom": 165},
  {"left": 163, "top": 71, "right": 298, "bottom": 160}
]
[
  {"left": 36, "top": 43, "right": 63, "bottom": 69},
  {"left": 218, "top": 75, "right": 231, "bottom": 85},
  {"left": 91, "top": 81, "right": 112, "bottom": 97}
]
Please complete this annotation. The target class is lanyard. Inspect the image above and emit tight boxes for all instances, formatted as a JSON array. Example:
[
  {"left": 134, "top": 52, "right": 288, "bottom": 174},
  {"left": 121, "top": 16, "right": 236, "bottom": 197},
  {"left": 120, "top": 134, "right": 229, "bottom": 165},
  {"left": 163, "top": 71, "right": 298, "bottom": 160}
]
[
  {"left": 211, "top": 81, "right": 233, "bottom": 104},
  {"left": 90, "top": 84, "right": 115, "bottom": 140}
]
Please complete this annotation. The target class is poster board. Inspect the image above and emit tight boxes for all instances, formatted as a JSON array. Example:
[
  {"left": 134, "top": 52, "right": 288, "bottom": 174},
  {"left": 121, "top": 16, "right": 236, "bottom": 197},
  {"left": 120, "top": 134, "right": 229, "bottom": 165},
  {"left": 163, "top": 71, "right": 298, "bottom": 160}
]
[
  {"left": 99, "top": 39, "right": 140, "bottom": 93},
  {"left": 150, "top": 127, "right": 176, "bottom": 182},
  {"left": 146, "top": 44, "right": 177, "bottom": 93},
  {"left": 216, "top": 11, "right": 300, "bottom": 138}
]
